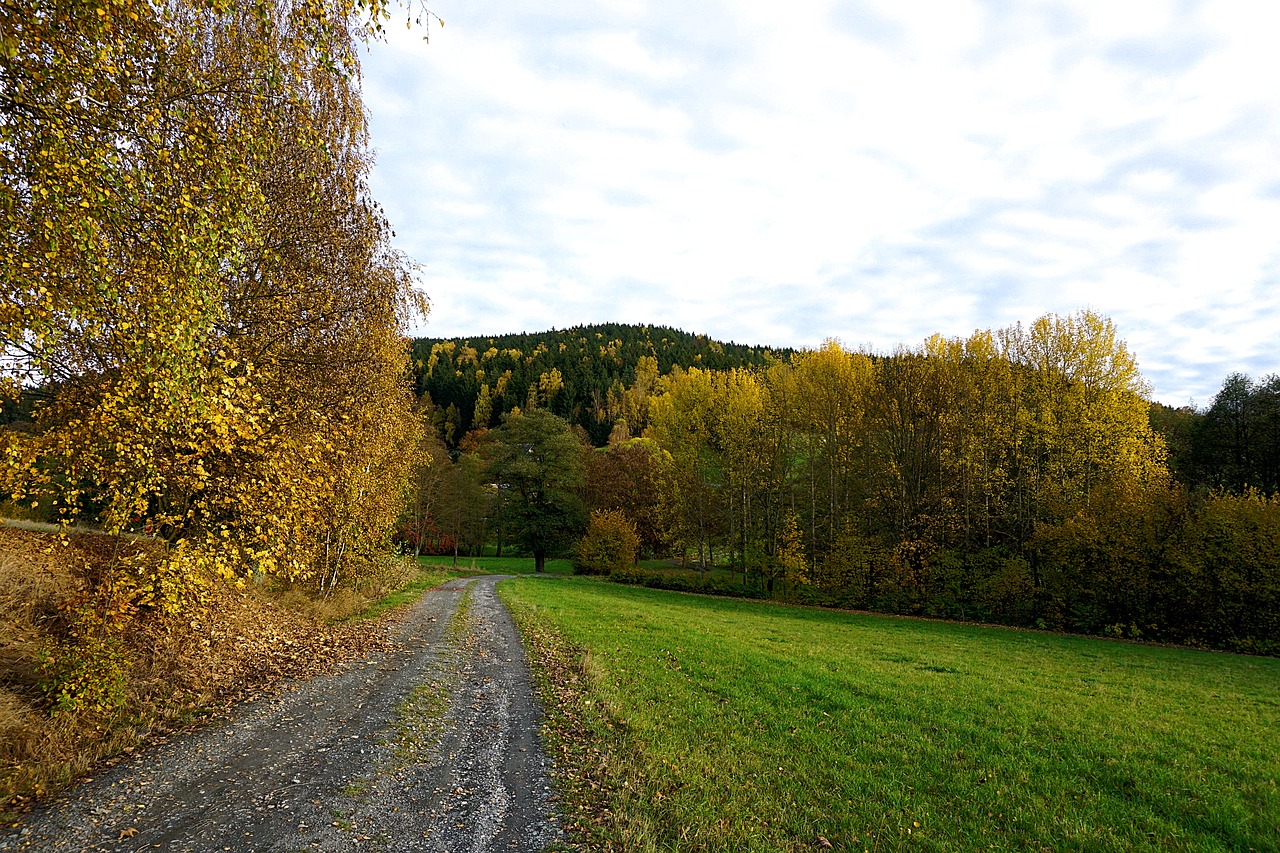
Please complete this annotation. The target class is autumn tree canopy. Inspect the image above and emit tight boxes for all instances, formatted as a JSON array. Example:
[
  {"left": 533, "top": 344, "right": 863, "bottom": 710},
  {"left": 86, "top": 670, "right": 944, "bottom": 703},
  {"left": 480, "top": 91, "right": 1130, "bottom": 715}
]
[
  {"left": 404, "top": 311, "right": 1277, "bottom": 653},
  {"left": 2, "top": 0, "right": 424, "bottom": 601}
]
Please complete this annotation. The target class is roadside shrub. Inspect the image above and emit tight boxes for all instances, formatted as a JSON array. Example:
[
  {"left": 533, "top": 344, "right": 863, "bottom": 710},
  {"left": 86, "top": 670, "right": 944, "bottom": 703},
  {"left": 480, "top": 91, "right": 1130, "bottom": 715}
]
[
  {"left": 818, "top": 522, "right": 887, "bottom": 607},
  {"left": 36, "top": 635, "right": 130, "bottom": 716},
  {"left": 869, "top": 538, "right": 937, "bottom": 615},
  {"left": 972, "top": 549, "right": 1035, "bottom": 625},
  {"left": 1, "top": 523, "right": 428, "bottom": 811},
  {"left": 0, "top": 539, "right": 73, "bottom": 691},
  {"left": 574, "top": 510, "right": 639, "bottom": 575}
]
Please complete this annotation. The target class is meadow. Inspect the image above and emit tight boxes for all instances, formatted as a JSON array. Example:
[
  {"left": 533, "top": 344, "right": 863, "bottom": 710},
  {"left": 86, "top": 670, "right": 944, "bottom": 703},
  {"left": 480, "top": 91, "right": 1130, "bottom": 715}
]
[
  {"left": 416, "top": 554, "right": 575, "bottom": 575},
  {"left": 500, "top": 577, "right": 1280, "bottom": 852}
]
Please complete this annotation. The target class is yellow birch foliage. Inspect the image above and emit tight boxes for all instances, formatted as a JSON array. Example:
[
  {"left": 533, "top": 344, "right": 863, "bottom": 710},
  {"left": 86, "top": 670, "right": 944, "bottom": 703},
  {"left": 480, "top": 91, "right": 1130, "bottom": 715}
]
[
  {"left": 2, "top": 0, "right": 424, "bottom": 611},
  {"left": 645, "top": 368, "right": 722, "bottom": 564},
  {"left": 1007, "top": 311, "right": 1165, "bottom": 518},
  {"left": 778, "top": 512, "right": 809, "bottom": 586}
]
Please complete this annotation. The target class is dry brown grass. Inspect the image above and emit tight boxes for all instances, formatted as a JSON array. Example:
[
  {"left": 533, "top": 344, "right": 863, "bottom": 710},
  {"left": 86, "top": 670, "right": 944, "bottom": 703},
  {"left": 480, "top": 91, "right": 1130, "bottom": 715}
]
[
  {"left": 0, "top": 529, "right": 77, "bottom": 693},
  {"left": 0, "top": 527, "right": 91, "bottom": 810},
  {"left": 0, "top": 524, "right": 412, "bottom": 817}
]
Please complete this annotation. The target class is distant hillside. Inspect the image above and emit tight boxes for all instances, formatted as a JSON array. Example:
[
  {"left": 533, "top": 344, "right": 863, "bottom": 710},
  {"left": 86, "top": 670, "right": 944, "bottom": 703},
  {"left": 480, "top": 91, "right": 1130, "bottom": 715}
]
[{"left": 411, "top": 323, "right": 791, "bottom": 445}]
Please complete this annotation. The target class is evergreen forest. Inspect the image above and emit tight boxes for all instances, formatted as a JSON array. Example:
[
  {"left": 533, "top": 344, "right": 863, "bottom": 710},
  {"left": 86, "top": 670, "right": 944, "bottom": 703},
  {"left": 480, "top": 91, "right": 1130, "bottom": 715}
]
[{"left": 411, "top": 323, "right": 791, "bottom": 445}]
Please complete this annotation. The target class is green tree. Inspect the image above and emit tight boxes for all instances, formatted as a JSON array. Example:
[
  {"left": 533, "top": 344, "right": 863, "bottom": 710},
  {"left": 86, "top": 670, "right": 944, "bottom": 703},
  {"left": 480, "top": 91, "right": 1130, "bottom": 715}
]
[
  {"left": 1197, "top": 373, "right": 1280, "bottom": 494},
  {"left": 485, "top": 409, "right": 587, "bottom": 571},
  {"left": 1149, "top": 402, "right": 1204, "bottom": 488},
  {"left": 437, "top": 453, "right": 492, "bottom": 565}
]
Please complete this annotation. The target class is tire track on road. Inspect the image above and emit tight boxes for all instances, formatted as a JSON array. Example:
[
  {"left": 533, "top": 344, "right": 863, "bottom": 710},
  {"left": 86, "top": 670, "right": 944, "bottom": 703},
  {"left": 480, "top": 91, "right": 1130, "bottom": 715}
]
[{"left": 2, "top": 576, "right": 570, "bottom": 853}]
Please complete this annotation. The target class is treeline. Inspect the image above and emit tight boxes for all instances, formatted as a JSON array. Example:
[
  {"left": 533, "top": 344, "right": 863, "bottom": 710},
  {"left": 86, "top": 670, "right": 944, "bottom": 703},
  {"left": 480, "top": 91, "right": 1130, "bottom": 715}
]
[
  {"left": 411, "top": 323, "right": 790, "bottom": 445},
  {"left": 1153, "top": 373, "right": 1280, "bottom": 494},
  {"left": 413, "top": 311, "right": 1279, "bottom": 654},
  {"left": 2, "top": 0, "right": 422, "bottom": 714}
]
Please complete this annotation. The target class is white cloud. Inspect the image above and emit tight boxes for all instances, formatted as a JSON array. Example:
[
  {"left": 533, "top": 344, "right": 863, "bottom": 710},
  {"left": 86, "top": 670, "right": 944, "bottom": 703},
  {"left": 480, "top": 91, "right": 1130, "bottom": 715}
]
[
  {"left": 579, "top": 30, "right": 688, "bottom": 80},
  {"left": 363, "top": 0, "right": 1280, "bottom": 405}
]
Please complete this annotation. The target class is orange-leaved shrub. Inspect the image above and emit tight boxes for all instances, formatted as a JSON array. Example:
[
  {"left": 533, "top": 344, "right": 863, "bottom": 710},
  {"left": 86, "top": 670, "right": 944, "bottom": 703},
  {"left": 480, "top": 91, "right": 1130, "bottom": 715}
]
[{"left": 574, "top": 510, "right": 640, "bottom": 575}]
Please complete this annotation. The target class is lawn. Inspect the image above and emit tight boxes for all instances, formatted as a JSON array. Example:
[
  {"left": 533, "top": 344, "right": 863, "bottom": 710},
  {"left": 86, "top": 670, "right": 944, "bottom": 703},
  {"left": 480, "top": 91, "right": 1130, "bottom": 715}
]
[{"left": 499, "top": 577, "right": 1280, "bottom": 852}]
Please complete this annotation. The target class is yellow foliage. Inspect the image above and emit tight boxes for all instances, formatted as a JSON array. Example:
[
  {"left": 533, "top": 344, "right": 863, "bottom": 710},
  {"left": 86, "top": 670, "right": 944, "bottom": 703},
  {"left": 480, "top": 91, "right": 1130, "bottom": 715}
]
[
  {"left": 2, "top": 0, "right": 425, "bottom": 608},
  {"left": 539, "top": 368, "right": 565, "bottom": 405},
  {"left": 778, "top": 513, "right": 809, "bottom": 586}
]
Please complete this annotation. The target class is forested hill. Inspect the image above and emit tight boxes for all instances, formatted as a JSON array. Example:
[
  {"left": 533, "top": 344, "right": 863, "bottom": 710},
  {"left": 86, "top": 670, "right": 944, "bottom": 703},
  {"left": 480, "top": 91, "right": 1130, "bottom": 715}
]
[{"left": 411, "top": 323, "right": 791, "bottom": 445}]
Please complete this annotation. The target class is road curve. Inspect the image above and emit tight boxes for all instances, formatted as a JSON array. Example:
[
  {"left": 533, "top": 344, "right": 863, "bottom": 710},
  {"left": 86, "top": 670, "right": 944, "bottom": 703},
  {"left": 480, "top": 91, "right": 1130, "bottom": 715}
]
[{"left": 2, "top": 575, "right": 570, "bottom": 852}]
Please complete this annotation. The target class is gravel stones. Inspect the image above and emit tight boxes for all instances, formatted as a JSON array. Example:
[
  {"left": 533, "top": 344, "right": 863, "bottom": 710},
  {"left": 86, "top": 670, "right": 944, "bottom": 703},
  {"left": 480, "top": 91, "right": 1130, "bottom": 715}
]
[{"left": 2, "top": 576, "right": 572, "bottom": 853}]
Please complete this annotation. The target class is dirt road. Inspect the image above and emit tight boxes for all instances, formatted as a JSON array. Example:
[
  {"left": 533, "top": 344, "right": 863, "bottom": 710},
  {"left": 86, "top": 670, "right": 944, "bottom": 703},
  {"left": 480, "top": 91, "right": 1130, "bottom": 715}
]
[{"left": 2, "top": 576, "right": 571, "bottom": 852}]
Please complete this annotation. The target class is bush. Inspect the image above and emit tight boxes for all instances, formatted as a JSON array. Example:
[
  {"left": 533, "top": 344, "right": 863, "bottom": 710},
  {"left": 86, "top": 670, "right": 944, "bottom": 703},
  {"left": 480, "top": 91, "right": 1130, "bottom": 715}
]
[
  {"left": 37, "top": 635, "right": 130, "bottom": 716},
  {"left": 574, "top": 511, "right": 640, "bottom": 575}
]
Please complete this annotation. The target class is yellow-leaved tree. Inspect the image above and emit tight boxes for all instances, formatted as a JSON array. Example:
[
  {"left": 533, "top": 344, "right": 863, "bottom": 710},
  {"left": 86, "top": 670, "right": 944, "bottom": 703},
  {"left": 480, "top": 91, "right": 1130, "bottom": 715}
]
[{"left": 2, "top": 0, "right": 425, "bottom": 615}]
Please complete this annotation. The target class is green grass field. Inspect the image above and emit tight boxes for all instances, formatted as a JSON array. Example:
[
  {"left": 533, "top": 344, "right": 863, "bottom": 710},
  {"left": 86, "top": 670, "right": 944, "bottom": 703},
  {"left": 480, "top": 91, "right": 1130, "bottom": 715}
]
[
  {"left": 416, "top": 555, "right": 575, "bottom": 575},
  {"left": 500, "top": 577, "right": 1280, "bottom": 852}
]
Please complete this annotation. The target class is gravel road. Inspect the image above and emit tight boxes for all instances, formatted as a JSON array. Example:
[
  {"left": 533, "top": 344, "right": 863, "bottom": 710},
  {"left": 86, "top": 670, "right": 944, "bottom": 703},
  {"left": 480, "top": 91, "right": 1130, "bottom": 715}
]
[{"left": 2, "top": 575, "right": 572, "bottom": 853}]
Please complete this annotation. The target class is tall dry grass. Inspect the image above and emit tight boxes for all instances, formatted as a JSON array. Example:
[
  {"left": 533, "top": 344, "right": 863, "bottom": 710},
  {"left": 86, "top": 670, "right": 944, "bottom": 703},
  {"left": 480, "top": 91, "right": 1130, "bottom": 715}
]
[
  {"left": 0, "top": 527, "right": 93, "bottom": 807},
  {"left": 0, "top": 524, "right": 418, "bottom": 815}
]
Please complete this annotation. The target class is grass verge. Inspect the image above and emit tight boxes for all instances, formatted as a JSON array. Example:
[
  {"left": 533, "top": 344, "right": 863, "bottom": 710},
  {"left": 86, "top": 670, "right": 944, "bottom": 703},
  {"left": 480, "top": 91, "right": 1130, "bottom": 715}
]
[
  {"left": 391, "top": 580, "right": 473, "bottom": 768},
  {"left": 500, "top": 577, "right": 1280, "bottom": 852},
  {"left": 349, "top": 563, "right": 474, "bottom": 621}
]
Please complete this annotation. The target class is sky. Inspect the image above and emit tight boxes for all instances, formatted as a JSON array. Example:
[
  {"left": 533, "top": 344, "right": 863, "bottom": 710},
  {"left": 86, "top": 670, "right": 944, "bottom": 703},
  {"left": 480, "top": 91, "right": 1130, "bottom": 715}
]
[{"left": 360, "top": 0, "right": 1280, "bottom": 408}]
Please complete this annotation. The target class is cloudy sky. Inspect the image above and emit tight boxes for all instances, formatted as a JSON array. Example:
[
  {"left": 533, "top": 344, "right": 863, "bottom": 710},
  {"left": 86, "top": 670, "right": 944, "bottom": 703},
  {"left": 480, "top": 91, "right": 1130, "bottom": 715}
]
[{"left": 360, "top": 0, "right": 1280, "bottom": 407}]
